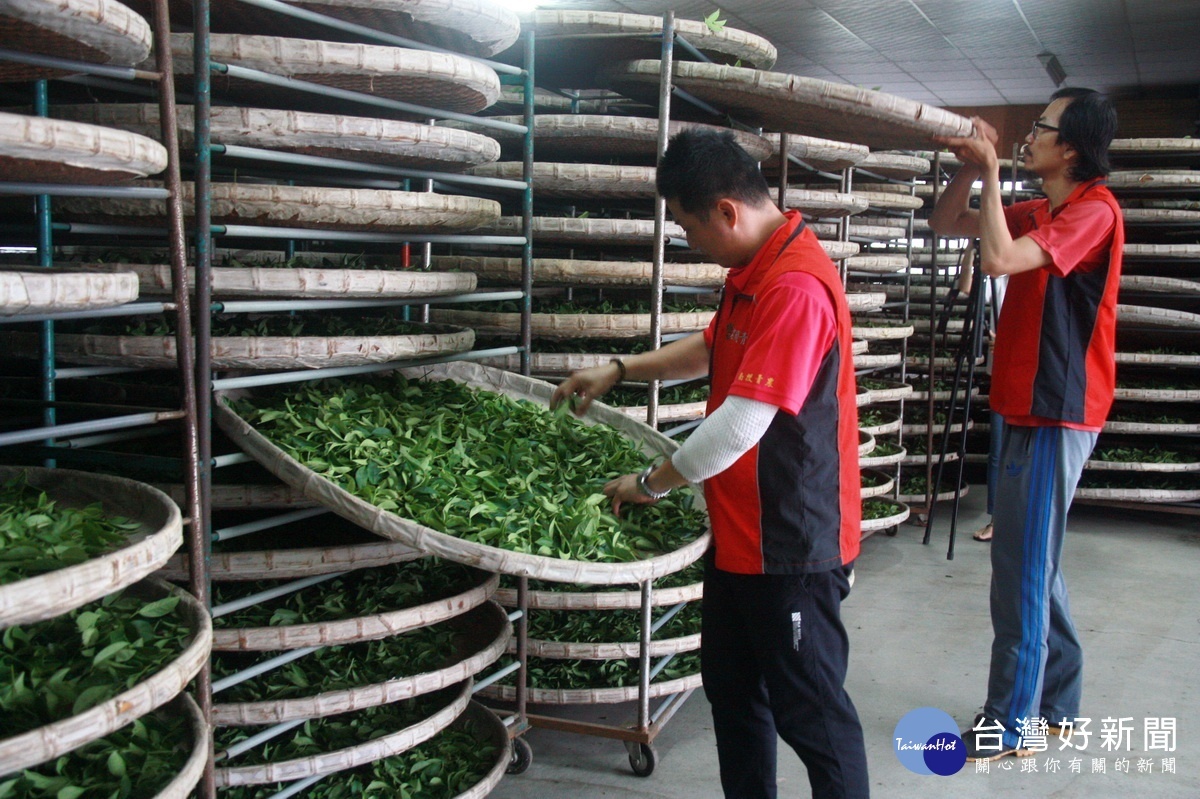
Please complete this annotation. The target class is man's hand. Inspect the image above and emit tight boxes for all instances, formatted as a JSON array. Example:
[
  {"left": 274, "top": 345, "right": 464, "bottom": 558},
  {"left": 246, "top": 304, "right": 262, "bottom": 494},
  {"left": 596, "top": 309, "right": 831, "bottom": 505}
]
[
  {"left": 933, "top": 116, "right": 1000, "bottom": 171},
  {"left": 603, "top": 472, "right": 660, "bottom": 518},
  {"left": 549, "top": 361, "right": 622, "bottom": 417}
]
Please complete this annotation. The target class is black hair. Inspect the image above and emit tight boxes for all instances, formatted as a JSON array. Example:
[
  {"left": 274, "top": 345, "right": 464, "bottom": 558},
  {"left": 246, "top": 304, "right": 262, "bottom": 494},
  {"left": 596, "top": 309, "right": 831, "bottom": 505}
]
[
  {"left": 656, "top": 128, "right": 771, "bottom": 218},
  {"left": 1050, "top": 87, "right": 1117, "bottom": 181}
]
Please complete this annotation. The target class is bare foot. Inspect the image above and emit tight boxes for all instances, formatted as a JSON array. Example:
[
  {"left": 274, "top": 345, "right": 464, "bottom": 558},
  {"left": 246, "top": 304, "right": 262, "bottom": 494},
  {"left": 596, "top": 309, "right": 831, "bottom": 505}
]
[{"left": 973, "top": 523, "right": 993, "bottom": 542}]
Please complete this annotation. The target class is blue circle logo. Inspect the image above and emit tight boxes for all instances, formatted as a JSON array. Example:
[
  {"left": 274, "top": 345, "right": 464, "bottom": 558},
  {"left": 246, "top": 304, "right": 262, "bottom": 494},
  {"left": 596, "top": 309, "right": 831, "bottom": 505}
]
[{"left": 893, "top": 708, "right": 967, "bottom": 776}]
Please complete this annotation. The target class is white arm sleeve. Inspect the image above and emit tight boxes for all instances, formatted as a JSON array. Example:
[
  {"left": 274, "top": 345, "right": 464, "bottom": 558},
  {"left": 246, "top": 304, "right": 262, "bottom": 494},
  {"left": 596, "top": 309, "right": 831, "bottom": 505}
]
[{"left": 670, "top": 394, "right": 779, "bottom": 484}]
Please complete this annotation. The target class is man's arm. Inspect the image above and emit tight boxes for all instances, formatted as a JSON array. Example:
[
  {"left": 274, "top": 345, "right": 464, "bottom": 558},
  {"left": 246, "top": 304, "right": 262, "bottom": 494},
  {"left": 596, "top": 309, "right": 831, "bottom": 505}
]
[{"left": 928, "top": 162, "right": 983, "bottom": 239}]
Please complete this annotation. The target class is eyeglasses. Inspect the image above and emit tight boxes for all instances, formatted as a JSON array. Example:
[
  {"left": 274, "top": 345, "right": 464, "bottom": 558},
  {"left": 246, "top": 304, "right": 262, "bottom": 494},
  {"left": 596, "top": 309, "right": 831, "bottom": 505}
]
[{"left": 1030, "top": 120, "right": 1060, "bottom": 137}]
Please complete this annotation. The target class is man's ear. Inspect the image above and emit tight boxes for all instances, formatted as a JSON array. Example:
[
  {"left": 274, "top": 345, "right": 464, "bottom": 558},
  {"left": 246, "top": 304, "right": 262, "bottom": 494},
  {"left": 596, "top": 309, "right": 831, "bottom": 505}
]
[{"left": 714, "top": 198, "right": 739, "bottom": 228}]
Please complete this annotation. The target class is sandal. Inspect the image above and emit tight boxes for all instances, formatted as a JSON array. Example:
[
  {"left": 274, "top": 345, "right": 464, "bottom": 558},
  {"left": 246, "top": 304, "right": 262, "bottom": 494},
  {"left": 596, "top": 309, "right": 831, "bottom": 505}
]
[{"left": 973, "top": 523, "right": 993, "bottom": 542}]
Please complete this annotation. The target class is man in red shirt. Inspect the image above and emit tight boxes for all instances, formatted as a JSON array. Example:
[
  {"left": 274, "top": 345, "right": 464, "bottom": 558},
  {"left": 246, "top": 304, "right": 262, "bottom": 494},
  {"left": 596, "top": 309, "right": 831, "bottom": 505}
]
[
  {"left": 930, "top": 88, "right": 1122, "bottom": 761},
  {"left": 552, "top": 130, "right": 868, "bottom": 798}
]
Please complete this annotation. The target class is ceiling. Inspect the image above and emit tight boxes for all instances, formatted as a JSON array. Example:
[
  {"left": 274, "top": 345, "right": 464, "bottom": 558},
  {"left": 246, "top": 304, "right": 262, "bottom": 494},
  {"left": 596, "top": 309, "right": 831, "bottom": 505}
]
[{"left": 535, "top": 0, "right": 1200, "bottom": 107}]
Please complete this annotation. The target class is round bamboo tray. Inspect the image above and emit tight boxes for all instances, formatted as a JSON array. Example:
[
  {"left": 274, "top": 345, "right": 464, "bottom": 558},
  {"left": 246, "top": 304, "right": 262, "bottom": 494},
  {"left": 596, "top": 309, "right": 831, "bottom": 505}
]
[
  {"left": 489, "top": 86, "right": 645, "bottom": 115},
  {"left": 1123, "top": 243, "right": 1200, "bottom": 263},
  {"left": 851, "top": 323, "right": 913, "bottom": 344},
  {"left": 0, "top": 578, "right": 211, "bottom": 775},
  {"left": 428, "top": 308, "right": 712, "bottom": 339},
  {"left": 477, "top": 215, "right": 686, "bottom": 246},
  {"left": 1121, "top": 275, "right": 1200, "bottom": 295},
  {"left": 810, "top": 221, "right": 908, "bottom": 242},
  {"left": 198, "top": 0, "right": 521, "bottom": 58},
  {"left": 57, "top": 181, "right": 500, "bottom": 232},
  {"left": 215, "top": 361, "right": 712, "bottom": 585},
  {"left": 1074, "top": 485, "right": 1200, "bottom": 503},
  {"left": 903, "top": 420, "right": 973, "bottom": 436},
  {"left": 859, "top": 445, "right": 906, "bottom": 468},
  {"left": 155, "top": 482, "right": 316, "bottom": 510},
  {"left": 479, "top": 671, "right": 702, "bottom": 705},
  {"left": 859, "top": 380, "right": 914, "bottom": 404},
  {"left": 605, "top": 60, "right": 975, "bottom": 150},
  {"left": 52, "top": 103, "right": 502, "bottom": 170},
  {"left": 492, "top": 579, "right": 703, "bottom": 611},
  {"left": 845, "top": 254, "right": 908, "bottom": 273},
  {"left": 847, "top": 291, "right": 887, "bottom": 313},
  {"left": 431, "top": 255, "right": 725, "bottom": 288},
  {"left": 907, "top": 385, "right": 979, "bottom": 402},
  {"left": 856, "top": 151, "right": 931, "bottom": 179},
  {"left": 469, "top": 162, "right": 658, "bottom": 200},
  {"left": 159, "top": 538, "right": 422, "bottom": 582},
  {"left": 211, "top": 569, "right": 498, "bottom": 651},
  {"left": 858, "top": 429, "right": 875, "bottom": 456},
  {"left": 858, "top": 410, "right": 902, "bottom": 436},
  {"left": 518, "top": 629, "right": 701, "bottom": 661},
  {"left": 1107, "top": 170, "right": 1200, "bottom": 195},
  {"left": 214, "top": 679, "right": 473, "bottom": 787},
  {"left": 0, "top": 465, "right": 182, "bottom": 629},
  {"left": 819, "top": 239, "right": 860, "bottom": 260},
  {"left": 762, "top": 132, "right": 869, "bottom": 172},
  {"left": 1086, "top": 456, "right": 1200, "bottom": 473},
  {"left": 1104, "top": 418, "right": 1200, "bottom": 434},
  {"left": 0, "top": 111, "right": 167, "bottom": 183},
  {"left": 0, "top": 0, "right": 151, "bottom": 81},
  {"left": 1113, "top": 385, "right": 1200, "bottom": 402},
  {"left": 1118, "top": 304, "right": 1200, "bottom": 329},
  {"left": 897, "top": 482, "right": 969, "bottom": 504},
  {"left": 116, "top": 262, "right": 478, "bottom": 300},
  {"left": 776, "top": 188, "right": 867, "bottom": 217},
  {"left": 449, "top": 114, "right": 772, "bottom": 163},
  {"left": 854, "top": 350, "right": 902, "bottom": 369},
  {"left": 1121, "top": 208, "right": 1200, "bottom": 227},
  {"left": 0, "top": 266, "right": 138, "bottom": 316},
  {"left": 853, "top": 189, "right": 925, "bottom": 212},
  {"left": 1109, "top": 137, "right": 1200, "bottom": 157},
  {"left": 1115, "top": 351, "right": 1200, "bottom": 367},
  {"left": 474, "top": 351, "right": 635, "bottom": 377},
  {"left": 860, "top": 500, "right": 910, "bottom": 533},
  {"left": 616, "top": 400, "right": 706, "bottom": 424},
  {"left": 860, "top": 469, "right": 894, "bottom": 499},
  {"left": 211, "top": 601, "right": 510, "bottom": 726},
  {"left": 153, "top": 693, "right": 210, "bottom": 799},
  {"left": 166, "top": 33, "right": 501, "bottom": 115},
  {"left": 5, "top": 320, "right": 475, "bottom": 370},
  {"left": 901, "top": 450, "right": 959, "bottom": 467}
]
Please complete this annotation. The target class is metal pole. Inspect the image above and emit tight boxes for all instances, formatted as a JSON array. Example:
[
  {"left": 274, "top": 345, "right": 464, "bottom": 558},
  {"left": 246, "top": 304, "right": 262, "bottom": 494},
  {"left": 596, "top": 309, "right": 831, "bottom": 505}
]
[
  {"left": 519, "top": 32, "right": 534, "bottom": 377},
  {"left": 648, "top": 11, "right": 674, "bottom": 429},
  {"left": 637, "top": 579, "right": 654, "bottom": 731},
  {"left": 777, "top": 133, "right": 789, "bottom": 211},
  {"left": 33, "top": 80, "right": 55, "bottom": 464}
]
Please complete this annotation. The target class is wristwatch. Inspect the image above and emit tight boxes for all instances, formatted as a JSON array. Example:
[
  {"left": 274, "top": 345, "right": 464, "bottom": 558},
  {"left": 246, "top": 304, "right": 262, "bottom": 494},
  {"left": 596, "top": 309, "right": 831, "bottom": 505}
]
[{"left": 637, "top": 464, "right": 671, "bottom": 500}]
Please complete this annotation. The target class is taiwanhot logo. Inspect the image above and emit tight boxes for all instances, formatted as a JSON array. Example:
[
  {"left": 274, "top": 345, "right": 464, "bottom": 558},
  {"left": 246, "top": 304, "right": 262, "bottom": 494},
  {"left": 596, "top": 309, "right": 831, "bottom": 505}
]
[{"left": 893, "top": 707, "right": 967, "bottom": 776}]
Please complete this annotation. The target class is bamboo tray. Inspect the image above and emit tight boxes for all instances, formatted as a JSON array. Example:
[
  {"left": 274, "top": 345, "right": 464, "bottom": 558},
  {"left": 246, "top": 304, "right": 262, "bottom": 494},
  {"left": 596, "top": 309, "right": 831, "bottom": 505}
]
[
  {"left": 155, "top": 482, "right": 316, "bottom": 510},
  {"left": 896, "top": 482, "right": 969, "bottom": 504},
  {"left": 1120, "top": 275, "right": 1200, "bottom": 295},
  {"left": 517, "top": 628, "right": 701, "bottom": 661},
  {"left": 215, "top": 361, "right": 712, "bottom": 585},
  {"left": 853, "top": 189, "right": 925, "bottom": 212},
  {"left": 761, "top": 132, "right": 869, "bottom": 172},
  {"left": 847, "top": 291, "right": 887, "bottom": 313},
  {"left": 1124, "top": 244, "right": 1200, "bottom": 263},
  {"left": 492, "top": 579, "right": 703, "bottom": 611},
  {"left": 859, "top": 445, "right": 906, "bottom": 469},
  {"left": 1113, "top": 385, "right": 1200, "bottom": 402},
  {"left": 469, "top": 162, "right": 659, "bottom": 200},
  {"left": 605, "top": 60, "right": 975, "bottom": 150},
  {"left": 1104, "top": 417, "right": 1200, "bottom": 435},
  {"left": 4, "top": 320, "right": 474, "bottom": 370},
  {"left": 212, "top": 601, "right": 510, "bottom": 726},
  {"left": 859, "top": 380, "right": 914, "bottom": 404},
  {"left": 1118, "top": 304, "right": 1200, "bottom": 329},
  {"left": 810, "top": 221, "right": 908, "bottom": 242},
  {"left": 860, "top": 469, "right": 895, "bottom": 500},
  {"left": 856, "top": 151, "right": 931, "bottom": 179},
  {"left": 114, "top": 262, "right": 478, "bottom": 300},
  {"left": 431, "top": 255, "right": 725, "bottom": 288},
  {"left": 858, "top": 410, "right": 902, "bottom": 436},
  {"left": 1074, "top": 485, "right": 1200, "bottom": 503},
  {"left": 858, "top": 429, "right": 875, "bottom": 455},
  {"left": 428, "top": 308, "right": 712, "bottom": 339},
  {"left": 902, "top": 420, "right": 974, "bottom": 436},
  {"left": 901, "top": 450, "right": 959, "bottom": 467},
  {"left": 1115, "top": 351, "right": 1200, "bottom": 367},
  {"left": 159, "top": 538, "right": 422, "bottom": 582},
  {"left": 165, "top": 33, "right": 501, "bottom": 116},
  {"left": 860, "top": 500, "right": 910, "bottom": 533},
  {"left": 616, "top": 400, "right": 706, "bottom": 424},
  {"left": 1121, "top": 208, "right": 1200, "bottom": 228},
  {"left": 0, "top": 0, "right": 151, "bottom": 81},
  {"left": 783, "top": 188, "right": 868, "bottom": 217},
  {"left": 0, "top": 266, "right": 138, "bottom": 316},
  {"left": 211, "top": 569, "right": 498, "bottom": 651},
  {"left": 52, "top": 103, "right": 502, "bottom": 170},
  {"left": 1086, "top": 456, "right": 1200, "bottom": 473},
  {"left": 0, "top": 578, "right": 212, "bottom": 775},
  {"left": 854, "top": 350, "right": 902, "bottom": 369},
  {"left": 1107, "top": 170, "right": 1200, "bottom": 195},
  {"left": 845, "top": 255, "right": 908, "bottom": 274},
  {"left": 480, "top": 671, "right": 702, "bottom": 706},
  {"left": 0, "top": 466, "right": 182, "bottom": 629},
  {"left": 214, "top": 679, "right": 472, "bottom": 787},
  {"left": 476, "top": 215, "right": 685, "bottom": 246},
  {"left": 57, "top": 181, "right": 500, "bottom": 232},
  {"left": 0, "top": 111, "right": 167, "bottom": 183}
]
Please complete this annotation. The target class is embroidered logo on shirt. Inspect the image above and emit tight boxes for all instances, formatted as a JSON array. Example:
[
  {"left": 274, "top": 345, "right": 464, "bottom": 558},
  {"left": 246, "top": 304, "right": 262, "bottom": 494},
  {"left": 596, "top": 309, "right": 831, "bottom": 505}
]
[
  {"left": 791, "top": 611, "right": 802, "bottom": 650},
  {"left": 1005, "top": 460, "right": 1023, "bottom": 478}
]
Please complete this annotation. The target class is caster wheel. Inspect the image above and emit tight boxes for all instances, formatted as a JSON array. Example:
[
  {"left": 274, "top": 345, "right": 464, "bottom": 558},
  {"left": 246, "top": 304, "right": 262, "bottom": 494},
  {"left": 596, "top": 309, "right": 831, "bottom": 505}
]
[
  {"left": 507, "top": 737, "right": 532, "bottom": 775},
  {"left": 626, "top": 742, "right": 656, "bottom": 777}
]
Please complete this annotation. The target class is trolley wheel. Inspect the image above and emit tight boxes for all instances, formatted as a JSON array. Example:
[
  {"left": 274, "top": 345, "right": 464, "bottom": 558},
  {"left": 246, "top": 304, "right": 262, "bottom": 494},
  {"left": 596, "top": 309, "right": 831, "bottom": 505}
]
[
  {"left": 508, "top": 737, "right": 533, "bottom": 775},
  {"left": 626, "top": 742, "right": 656, "bottom": 777}
]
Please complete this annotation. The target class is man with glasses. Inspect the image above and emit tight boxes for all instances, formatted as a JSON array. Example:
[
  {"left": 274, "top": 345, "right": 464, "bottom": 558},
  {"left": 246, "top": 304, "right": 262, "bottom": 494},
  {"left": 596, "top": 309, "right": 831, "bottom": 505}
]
[{"left": 928, "top": 87, "right": 1122, "bottom": 761}]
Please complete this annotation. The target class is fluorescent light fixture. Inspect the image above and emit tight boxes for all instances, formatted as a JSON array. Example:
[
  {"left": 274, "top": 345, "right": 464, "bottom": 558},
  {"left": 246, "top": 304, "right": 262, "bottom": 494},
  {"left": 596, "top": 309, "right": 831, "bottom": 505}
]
[{"left": 1037, "top": 52, "right": 1067, "bottom": 86}]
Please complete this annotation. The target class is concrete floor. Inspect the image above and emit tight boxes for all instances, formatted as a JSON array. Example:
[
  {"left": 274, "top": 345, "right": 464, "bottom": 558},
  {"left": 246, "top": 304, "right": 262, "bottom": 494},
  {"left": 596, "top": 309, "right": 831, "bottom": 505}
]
[{"left": 487, "top": 488, "right": 1200, "bottom": 798}]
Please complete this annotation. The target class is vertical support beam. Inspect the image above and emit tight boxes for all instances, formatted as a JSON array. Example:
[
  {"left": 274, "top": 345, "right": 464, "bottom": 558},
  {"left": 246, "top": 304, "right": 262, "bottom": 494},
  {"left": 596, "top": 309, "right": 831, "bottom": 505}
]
[
  {"left": 33, "top": 81, "right": 55, "bottom": 461},
  {"left": 923, "top": 156, "right": 942, "bottom": 522},
  {"left": 520, "top": 31, "right": 535, "bottom": 377},
  {"left": 515, "top": 575, "right": 529, "bottom": 735},
  {"left": 776, "top": 133, "right": 789, "bottom": 211},
  {"left": 637, "top": 579, "right": 653, "bottom": 731},
  {"left": 648, "top": 11, "right": 674, "bottom": 428}
]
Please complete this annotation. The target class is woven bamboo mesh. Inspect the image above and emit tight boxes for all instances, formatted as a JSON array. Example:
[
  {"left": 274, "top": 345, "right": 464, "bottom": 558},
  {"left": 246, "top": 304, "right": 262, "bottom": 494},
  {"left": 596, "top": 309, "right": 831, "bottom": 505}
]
[
  {"left": 158, "top": 539, "right": 421, "bottom": 582},
  {"left": 902, "top": 420, "right": 973, "bottom": 436},
  {"left": 51, "top": 104, "right": 502, "bottom": 170},
  {"left": 859, "top": 445, "right": 906, "bottom": 468},
  {"left": 57, "top": 181, "right": 501, "bottom": 232},
  {"left": 847, "top": 292, "right": 886, "bottom": 312},
  {"left": 489, "top": 87, "right": 646, "bottom": 115},
  {"left": 822, "top": 240, "right": 861, "bottom": 260},
  {"left": 1113, "top": 386, "right": 1200, "bottom": 401},
  {"left": 449, "top": 115, "right": 773, "bottom": 163},
  {"left": 1108, "top": 171, "right": 1200, "bottom": 193},
  {"left": 761, "top": 132, "right": 869, "bottom": 172},
  {"left": 0, "top": 0, "right": 151, "bottom": 81},
  {"left": 155, "top": 694, "right": 210, "bottom": 799},
  {"left": 0, "top": 111, "right": 167, "bottom": 184},
  {"left": 518, "top": 631, "right": 702, "bottom": 661},
  {"left": 902, "top": 450, "right": 958, "bottom": 467},
  {"left": 859, "top": 469, "right": 894, "bottom": 499},
  {"left": 853, "top": 351, "right": 902, "bottom": 370},
  {"left": 0, "top": 578, "right": 212, "bottom": 774},
  {"left": 1110, "top": 138, "right": 1200, "bottom": 155},
  {"left": 1104, "top": 419, "right": 1200, "bottom": 434},
  {"left": 479, "top": 672, "right": 703, "bottom": 706},
  {"left": 190, "top": 0, "right": 522, "bottom": 58},
  {"left": 616, "top": 400, "right": 706, "bottom": 424},
  {"left": 215, "top": 362, "right": 711, "bottom": 585},
  {"left": 428, "top": 308, "right": 713, "bottom": 339},
  {"left": 117, "top": 262, "right": 477, "bottom": 300},
  {"left": 857, "top": 151, "right": 931, "bottom": 179},
  {"left": 809, "top": 221, "right": 907, "bottom": 242},
  {"left": 468, "top": 162, "right": 659, "bottom": 200},
  {"left": 1118, "top": 304, "right": 1200, "bottom": 329},
  {"left": 857, "top": 410, "right": 901, "bottom": 436},
  {"left": 1115, "top": 351, "right": 1200, "bottom": 366},
  {"left": 782, "top": 188, "right": 868, "bottom": 217},
  {"left": 605, "top": 60, "right": 975, "bottom": 150},
  {"left": 166, "top": 33, "right": 501, "bottom": 115},
  {"left": 477, "top": 215, "right": 686, "bottom": 246},
  {"left": 1085, "top": 457, "right": 1200, "bottom": 474},
  {"left": 1075, "top": 486, "right": 1200, "bottom": 503},
  {"left": 211, "top": 570, "right": 498, "bottom": 651},
  {"left": 4, "top": 321, "right": 475, "bottom": 369},
  {"left": 850, "top": 323, "right": 914, "bottom": 341},
  {"left": 860, "top": 381, "right": 914, "bottom": 404},
  {"left": 0, "top": 266, "right": 138, "bottom": 315},
  {"left": 431, "top": 255, "right": 725, "bottom": 288},
  {"left": 214, "top": 679, "right": 473, "bottom": 787},
  {"left": 852, "top": 189, "right": 925, "bottom": 212},
  {"left": 1122, "top": 208, "right": 1200, "bottom": 226},
  {"left": 860, "top": 501, "right": 910, "bottom": 533},
  {"left": 858, "top": 430, "right": 875, "bottom": 455},
  {"left": 492, "top": 580, "right": 703, "bottom": 611},
  {"left": 0, "top": 466, "right": 182, "bottom": 629},
  {"left": 897, "top": 483, "right": 969, "bottom": 504},
  {"left": 1120, "top": 275, "right": 1200, "bottom": 294},
  {"left": 474, "top": 352, "right": 630, "bottom": 376},
  {"left": 445, "top": 702, "right": 510, "bottom": 799},
  {"left": 211, "top": 602, "right": 510, "bottom": 726}
]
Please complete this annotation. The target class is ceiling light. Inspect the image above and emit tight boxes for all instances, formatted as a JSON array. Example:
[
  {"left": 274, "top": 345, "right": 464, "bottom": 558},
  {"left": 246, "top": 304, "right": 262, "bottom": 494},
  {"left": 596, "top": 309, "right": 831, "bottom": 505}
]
[{"left": 1037, "top": 52, "right": 1067, "bottom": 87}]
